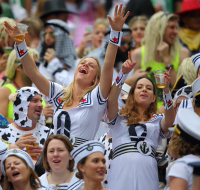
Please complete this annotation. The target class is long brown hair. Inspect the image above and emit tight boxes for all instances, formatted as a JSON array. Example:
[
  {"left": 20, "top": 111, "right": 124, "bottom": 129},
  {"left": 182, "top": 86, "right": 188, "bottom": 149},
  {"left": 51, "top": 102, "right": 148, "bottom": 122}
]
[
  {"left": 3, "top": 156, "right": 41, "bottom": 190},
  {"left": 120, "top": 76, "right": 157, "bottom": 125}
]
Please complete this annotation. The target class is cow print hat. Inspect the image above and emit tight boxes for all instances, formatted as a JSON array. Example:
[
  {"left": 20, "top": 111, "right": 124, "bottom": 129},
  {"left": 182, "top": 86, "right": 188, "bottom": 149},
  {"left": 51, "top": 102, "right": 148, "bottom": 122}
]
[
  {"left": 174, "top": 85, "right": 193, "bottom": 103},
  {"left": 9, "top": 87, "right": 42, "bottom": 128}
]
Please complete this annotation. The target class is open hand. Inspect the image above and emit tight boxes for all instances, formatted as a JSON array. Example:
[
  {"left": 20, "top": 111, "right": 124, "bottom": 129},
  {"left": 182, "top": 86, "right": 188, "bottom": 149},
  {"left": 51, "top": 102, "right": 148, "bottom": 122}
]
[
  {"left": 163, "top": 67, "right": 172, "bottom": 92},
  {"left": 107, "top": 4, "right": 129, "bottom": 31},
  {"left": 43, "top": 48, "right": 55, "bottom": 63},
  {"left": 122, "top": 52, "right": 136, "bottom": 74}
]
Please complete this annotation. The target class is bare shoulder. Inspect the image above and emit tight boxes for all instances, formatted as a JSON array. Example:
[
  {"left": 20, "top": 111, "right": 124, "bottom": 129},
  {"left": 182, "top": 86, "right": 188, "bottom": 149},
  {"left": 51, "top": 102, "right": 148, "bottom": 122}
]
[
  {"left": 0, "top": 86, "right": 11, "bottom": 99},
  {"left": 180, "top": 46, "right": 190, "bottom": 63},
  {"left": 131, "top": 47, "right": 142, "bottom": 70}
]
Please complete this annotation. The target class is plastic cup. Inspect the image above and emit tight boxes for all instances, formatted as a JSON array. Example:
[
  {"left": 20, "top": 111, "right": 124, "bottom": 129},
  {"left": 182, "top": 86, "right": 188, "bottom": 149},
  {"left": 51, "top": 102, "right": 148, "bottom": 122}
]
[
  {"left": 154, "top": 69, "right": 167, "bottom": 89},
  {"left": 14, "top": 23, "right": 29, "bottom": 41}
]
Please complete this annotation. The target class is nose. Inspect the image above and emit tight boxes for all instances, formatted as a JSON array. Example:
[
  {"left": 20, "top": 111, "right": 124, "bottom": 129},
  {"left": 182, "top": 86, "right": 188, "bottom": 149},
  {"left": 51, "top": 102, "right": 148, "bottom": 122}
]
[
  {"left": 173, "top": 28, "right": 178, "bottom": 35},
  {"left": 53, "top": 150, "right": 59, "bottom": 156}
]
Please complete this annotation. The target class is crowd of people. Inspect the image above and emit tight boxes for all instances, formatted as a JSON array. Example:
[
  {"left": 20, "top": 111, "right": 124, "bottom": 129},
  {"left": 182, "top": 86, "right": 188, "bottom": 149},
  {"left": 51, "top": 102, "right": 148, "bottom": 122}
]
[{"left": 0, "top": 0, "right": 200, "bottom": 190}]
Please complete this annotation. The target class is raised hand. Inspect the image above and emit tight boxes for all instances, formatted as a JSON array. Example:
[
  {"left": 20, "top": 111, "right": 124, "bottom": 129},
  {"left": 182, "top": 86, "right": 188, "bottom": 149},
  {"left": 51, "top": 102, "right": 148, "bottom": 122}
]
[
  {"left": 4, "top": 21, "right": 20, "bottom": 40},
  {"left": 107, "top": 4, "right": 129, "bottom": 31},
  {"left": 122, "top": 52, "right": 136, "bottom": 74},
  {"left": 163, "top": 67, "right": 172, "bottom": 92}
]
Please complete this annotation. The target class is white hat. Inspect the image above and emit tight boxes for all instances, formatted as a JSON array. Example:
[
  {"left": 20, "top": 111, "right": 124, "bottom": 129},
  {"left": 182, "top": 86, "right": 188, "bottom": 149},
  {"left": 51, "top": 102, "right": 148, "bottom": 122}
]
[
  {"left": 71, "top": 141, "right": 105, "bottom": 164},
  {"left": 192, "top": 78, "right": 200, "bottom": 98},
  {"left": 169, "top": 109, "right": 200, "bottom": 145},
  {"left": 192, "top": 53, "right": 200, "bottom": 71},
  {"left": 0, "top": 140, "right": 7, "bottom": 160},
  {"left": 1, "top": 149, "right": 35, "bottom": 176},
  {"left": 174, "top": 85, "right": 193, "bottom": 102}
]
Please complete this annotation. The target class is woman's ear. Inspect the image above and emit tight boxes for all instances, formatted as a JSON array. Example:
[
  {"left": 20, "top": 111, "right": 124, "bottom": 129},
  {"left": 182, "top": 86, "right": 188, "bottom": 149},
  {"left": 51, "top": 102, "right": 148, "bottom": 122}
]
[
  {"left": 77, "top": 163, "right": 84, "bottom": 172},
  {"left": 152, "top": 95, "right": 156, "bottom": 103}
]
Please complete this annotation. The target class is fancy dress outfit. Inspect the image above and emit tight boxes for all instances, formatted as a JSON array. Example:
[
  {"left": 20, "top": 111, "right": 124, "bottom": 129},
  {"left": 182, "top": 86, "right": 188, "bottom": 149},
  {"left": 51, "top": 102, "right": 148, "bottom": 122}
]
[
  {"left": 45, "top": 82, "right": 107, "bottom": 147},
  {"left": 105, "top": 113, "right": 171, "bottom": 190}
]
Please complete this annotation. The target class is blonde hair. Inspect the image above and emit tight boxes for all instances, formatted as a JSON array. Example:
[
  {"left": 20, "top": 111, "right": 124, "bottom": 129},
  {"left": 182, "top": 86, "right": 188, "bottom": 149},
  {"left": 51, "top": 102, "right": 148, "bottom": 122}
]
[
  {"left": 0, "top": 17, "right": 15, "bottom": 46},
  {"left": 34, "top": 0, "right": 48, "bottom": 18},
  {"left": 5, "top": 48, "right": 39, "bottom": 81},
  {"left": 177, "top": 58, "right": 196, "bottom": 85},
  {"left": 128, "top": 16, "right": 148, "bottom": 30},
  {"left": 94, "top": 18, "right": 109, "bottom": 29},
  {"left": 61, "top": 57, "right": 101, "bottom": 106},
  {"left": 142, "top": 12, "right": 179, "bottom": 65}
]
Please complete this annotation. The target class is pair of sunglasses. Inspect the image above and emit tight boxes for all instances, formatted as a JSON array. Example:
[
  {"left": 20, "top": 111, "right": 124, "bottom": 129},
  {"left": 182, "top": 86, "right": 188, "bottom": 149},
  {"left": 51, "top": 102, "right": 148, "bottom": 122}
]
[
  {"left": 121, "top": 40, "right": 131, "bottom": 46},
  {"left": 43, "top": 31, "right": 55, "bottom": 38}
]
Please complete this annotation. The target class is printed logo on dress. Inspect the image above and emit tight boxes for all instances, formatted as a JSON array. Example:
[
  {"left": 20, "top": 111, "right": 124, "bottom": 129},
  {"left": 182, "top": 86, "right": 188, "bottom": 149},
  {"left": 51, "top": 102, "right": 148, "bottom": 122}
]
[
  {"left": 13, "top": 149, "right": 18, "bottom": 153},
  {"left": 137, "top": 141, "right": 152, "bottom": 156}
]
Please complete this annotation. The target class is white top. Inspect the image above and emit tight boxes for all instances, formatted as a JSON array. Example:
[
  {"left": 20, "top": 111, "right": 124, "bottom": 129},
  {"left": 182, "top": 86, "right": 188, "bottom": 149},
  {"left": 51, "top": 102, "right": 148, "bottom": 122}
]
[
  {"left": 45, "top": 82, "right": 107, "bottom": 144},
  {"left": 105, "top": 113, "right": 170, "bottom": 190},
  {"left": 165, "top": 154, "right": 200, "bottom": 190},
  {"left": 0, "top": 123, "right": 53, "bottom": 147},
  {"left": 39, "top": 172, "right": 84, "bottom": 190}
]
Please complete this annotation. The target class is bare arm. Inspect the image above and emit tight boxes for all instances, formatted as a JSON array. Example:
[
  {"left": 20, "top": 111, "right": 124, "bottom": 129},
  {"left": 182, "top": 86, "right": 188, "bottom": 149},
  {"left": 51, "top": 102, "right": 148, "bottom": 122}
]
[
  {"left": 0, "top": 87, "right": 10, "bottom": 119},
  {"left": 100, "top": 4, "right": 129, "bottom": 99},
  {"left": 170, "top": 176, "right": 188, "bottom": 190},
  {"left": 4, "top": 21, "right": 50, "bottom": 96},
  {"left": 179, "top": 46, "right": 190, "bottom": 65}
]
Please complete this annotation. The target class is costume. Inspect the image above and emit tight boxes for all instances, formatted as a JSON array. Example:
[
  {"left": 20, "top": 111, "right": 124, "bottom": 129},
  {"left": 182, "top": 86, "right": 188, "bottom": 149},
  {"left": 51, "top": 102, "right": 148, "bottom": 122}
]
[
  {"left": 0, "top": 123, "right": 53, "bottom": 147},
  {"left": 39, "top": 172, "right": 84, "bottom": 190},
  {"left": 105, "top": 113, "right": 170, "bottom": 190},
  {"left": 45, "top": 82, "right": 107, "bottom": 147},
  {"left": 165, "top": 155, "right": 200, "bottom": 190}
]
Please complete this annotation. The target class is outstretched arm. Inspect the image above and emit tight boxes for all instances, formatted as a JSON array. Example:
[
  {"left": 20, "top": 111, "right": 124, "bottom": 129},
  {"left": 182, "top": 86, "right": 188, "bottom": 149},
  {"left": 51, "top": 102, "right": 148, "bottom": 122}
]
[
  {"left": 100, "top": 4, "right": 129, "bottom": 99},
  {"left": 4, "top": 21, "right": 50, "bottom": 96},
  {"left": 107, "top": 52, "right": 136, "bottom": 121}
]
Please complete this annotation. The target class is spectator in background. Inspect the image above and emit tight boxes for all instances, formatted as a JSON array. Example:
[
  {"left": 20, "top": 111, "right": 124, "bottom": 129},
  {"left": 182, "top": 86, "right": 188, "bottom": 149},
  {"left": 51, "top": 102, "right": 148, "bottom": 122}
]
[
  {"left": 65, "top": 0, "right": 106, "bottom": 47},
  {"left": 21, "top": 17, "right": 43, "bottom": 48},
  {"left": 0, "top": 1, "right": 14, "bottom": 19},
  {"left": 36, "top": 19, "right": 76, "bottom": 85},
  {"left": 132, "top": 11, "right": 190, "bottom": 109},
  {"left": 176, "top": 0, "right": 200, "bottom": 56},
  {"left": 34, "top": 0, "right": 47, "bottom": 18},
  {"left": 128, "top": 16, "right": 148, "bottom": 51},
  {"left": 76, "top": 18, "right": 109, "bottom": 58}
]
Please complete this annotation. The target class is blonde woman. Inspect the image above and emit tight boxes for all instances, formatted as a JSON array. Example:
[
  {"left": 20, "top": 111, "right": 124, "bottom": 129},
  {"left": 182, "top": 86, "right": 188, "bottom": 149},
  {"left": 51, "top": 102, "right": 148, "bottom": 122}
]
[
  {"left": 131, "top": 11, "right": 190, "bottom": 109},
  {"left": 4, "top": 4, "right": 129, "bottom": 147}
]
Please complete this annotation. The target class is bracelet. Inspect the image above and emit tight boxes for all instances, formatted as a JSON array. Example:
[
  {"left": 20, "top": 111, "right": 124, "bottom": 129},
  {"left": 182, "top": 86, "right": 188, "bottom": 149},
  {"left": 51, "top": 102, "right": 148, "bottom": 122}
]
[
  {"left": 14, "top": 40, "right": 28, "bottom": 59},
  {"left": 109, "top": 28, "right": 123, "bottom": 46},
  {"left": 115, "top": 70, "right": 129, "bottom": 88},
  {"left": 163, "top": 92, "right": 173, "bottom": 110}
]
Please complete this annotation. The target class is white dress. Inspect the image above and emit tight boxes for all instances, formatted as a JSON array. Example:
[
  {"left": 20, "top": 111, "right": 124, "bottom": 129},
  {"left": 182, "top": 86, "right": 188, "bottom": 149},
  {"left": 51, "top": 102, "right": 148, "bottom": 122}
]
[
  {"left": 39, "top": 172, "right": 84, "bottom": 190},
  {"left": 165, "top": 154, "right": 200, "bottom": 190},
  {"left": 105, "top": 113, "right": 171, "bottom": 190},
  {"left": 45, "top": 82, "right": 107, "bottom": 146}
]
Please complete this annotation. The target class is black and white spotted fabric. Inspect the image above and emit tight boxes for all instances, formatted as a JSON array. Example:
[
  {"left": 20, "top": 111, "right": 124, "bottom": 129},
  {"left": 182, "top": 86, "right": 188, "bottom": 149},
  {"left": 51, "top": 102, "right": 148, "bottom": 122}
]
[
  {"left": 0, "top": 123, "right": 53, "bottom": 147},
  {"left": 99, "top": 133, "right": 113, "bottom": 188},
  {"left": 174, "top": 85, "right": 193, "bottom": 102},
  {"left": 13, "top": 87, "right": 41, "bottom": 128}
]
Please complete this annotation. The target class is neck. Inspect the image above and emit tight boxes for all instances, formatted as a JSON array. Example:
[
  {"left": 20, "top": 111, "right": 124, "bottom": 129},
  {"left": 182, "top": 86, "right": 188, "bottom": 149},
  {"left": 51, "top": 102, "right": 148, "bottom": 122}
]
[
  {"left": 73, "top": 82, "right": 88, "bottom": 101},
  {"left": 14, "top": 74, "right": 32, "bottom": 88},
  {"left": 137, "top": 105, "right": 148, "bottom": 120},
  {"left": 13, "top": 181, "right": 33, "bottom": 190},
  {"left": 50, "top": 170, "right": 73, "bottom": 184},
  {"left": 12, "top": 122, "right": 37, "bottom": 131},
  {"left": 82, "top": 177, "right": 103, "bottom": 190}
]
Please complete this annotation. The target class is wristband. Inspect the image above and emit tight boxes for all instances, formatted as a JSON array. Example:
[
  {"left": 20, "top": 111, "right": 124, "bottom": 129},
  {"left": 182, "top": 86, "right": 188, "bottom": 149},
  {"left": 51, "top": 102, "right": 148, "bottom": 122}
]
[
  {"left": 14, "top": 40, "right": 28, "bottom": 59},
  {"left": 109, "top": 28, "right": 123, "bottom": 46},
  {"left": 115, "top": 70, "right": 129, "bottom": 88},
  {"left": 163, "top": 92, "right": 173, "bottom": 110}
]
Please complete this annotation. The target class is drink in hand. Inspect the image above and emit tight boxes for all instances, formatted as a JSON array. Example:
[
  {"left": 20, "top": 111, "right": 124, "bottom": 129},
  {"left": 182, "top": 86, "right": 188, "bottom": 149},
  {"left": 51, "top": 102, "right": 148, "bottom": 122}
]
[
  {"left": 154, "top": 69, "right": 167, "bottom": 89},
  {"left": 156, "top": 83, "right": 166, "bottom": 89},
  {"left": 14, "top": 34, "right": 25, "bottom": 41},
  {"left": 26, "top": 142, "right": 39, "bottom": 159}
]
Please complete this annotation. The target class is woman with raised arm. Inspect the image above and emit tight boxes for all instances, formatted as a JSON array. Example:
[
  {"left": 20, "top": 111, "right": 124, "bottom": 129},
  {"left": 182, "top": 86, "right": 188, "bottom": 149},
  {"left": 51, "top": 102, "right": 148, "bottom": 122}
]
[
  {"left": 4, "top": 4, "right": 129, "bottom": 147},
  {"left": 105, "top": 52, "right": 175, "bottom": 190}
]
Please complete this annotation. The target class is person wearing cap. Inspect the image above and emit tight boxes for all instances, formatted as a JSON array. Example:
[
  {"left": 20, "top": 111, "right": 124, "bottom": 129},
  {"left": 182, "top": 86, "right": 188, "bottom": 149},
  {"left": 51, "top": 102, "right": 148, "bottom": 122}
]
[
  {"left": 1, "top": 148, "right": 42, "bottom": 190},
  {"left": 0, "top": 87, "right": 53, "bottom": 160},
  {"left": 165, "top": 109, "right": 200, "bottom": 190},
  {"left": 36, "top": 19, "right": 76, "bottom": 84},
  {"left": 132, "top": 11, "right": 190, "bottom": 109},
  {"left": 192, "top": 53, "right": 200, "bottom": 78},
  {"left": 40, "top": 134, "right": 84, "bottom": 190},
  {"left": 188, "top": 162, "right": 200, "bottom": 190},
  {"left": 4, "top": 4, "right": 129, "bottom": 147},
  {"left": 105, "top": 52, "right": 174, "bottom": 190},
  {"left": 175, "top": 0, "right": 200, "bottom": 56},
  {"left": 71, "top": 140, "right": 106, "bottom": 190}
]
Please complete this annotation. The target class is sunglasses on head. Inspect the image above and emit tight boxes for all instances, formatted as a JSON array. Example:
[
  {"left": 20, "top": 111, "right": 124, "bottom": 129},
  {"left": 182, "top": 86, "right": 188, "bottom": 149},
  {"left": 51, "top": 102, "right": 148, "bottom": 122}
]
[
  {"left": 15, "top": 60, "right": 40, "bottom": 67},
  {"left": 43, "top": 31, "right": 55, "bottom": 38}
]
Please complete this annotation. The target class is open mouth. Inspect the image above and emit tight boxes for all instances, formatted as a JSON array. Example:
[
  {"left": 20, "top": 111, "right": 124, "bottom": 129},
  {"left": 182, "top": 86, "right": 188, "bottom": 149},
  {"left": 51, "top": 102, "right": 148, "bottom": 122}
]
[
  {"left": 97, "top": 170, "right": 105, "bottom": 175},
  {"left": 12, "top": 171, "right": 20, "bottom": 177},
  {"left": 79, "top": 68, "right": 88, "bottom": 74},
  {"left": 53, "top": 160, "right": 61, "bottom": 163},
  {"left": 140, "top": 94, "right": 148, "bottom": 97}
]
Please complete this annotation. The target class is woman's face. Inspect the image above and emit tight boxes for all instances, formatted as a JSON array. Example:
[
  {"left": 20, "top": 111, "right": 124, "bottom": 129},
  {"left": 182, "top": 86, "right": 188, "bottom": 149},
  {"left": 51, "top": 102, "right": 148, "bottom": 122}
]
[
  {"left": 93, "top": 24, "right": 107, "bottom": 48},
  {"left": 5, "top": 156, "right": 29, "bottom": 185},
  {"left": 47, "top": 139, "right": 72, "bottom": 173},
  {"left": 133, "top": 78, "right": 156, "bottom": 107},
  {"left": 119, "top": 34, "right": 131, "bottom": 53},
  {"left": 80, "top": 152, "right": 106, "bottom": 182},
  {"left": 131, "top": 21, "right": 146, "bottom": 45},
  {"left": 75, "top": 57, "right": 99, "bottom": 87}
]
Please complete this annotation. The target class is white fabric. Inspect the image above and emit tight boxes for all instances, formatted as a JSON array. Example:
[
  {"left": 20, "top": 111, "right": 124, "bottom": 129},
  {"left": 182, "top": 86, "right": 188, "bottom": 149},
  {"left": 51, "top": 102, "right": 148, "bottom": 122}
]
[
  {"left": 192, "top": 77, "right": 200, "bottom": 97},
  {"left": 109, "top": 29, "right": 123, "bottom": 47},
  {"left": 0, "top": 123, "right": 53, "bottom": 147},
  {"left": 105, "top": 113, "right": 170, "bottom": 190},
  {"left": 39, "top": 172, "right": 84, "bottom": 190},
  {"left": 44, "top": 82, "right": 107, "bottom": 141},
  {"left": 192, "top": 53, "right": 200, "bottom": 71},
  {"left": 14, "top": 40, "right": 28, "bottom": 59},
  {"left": 0, "top": 140, "right": 7, "bottom": 160},
  {"left": 165, "top": 154, "right": 200, "bottom": 190}
]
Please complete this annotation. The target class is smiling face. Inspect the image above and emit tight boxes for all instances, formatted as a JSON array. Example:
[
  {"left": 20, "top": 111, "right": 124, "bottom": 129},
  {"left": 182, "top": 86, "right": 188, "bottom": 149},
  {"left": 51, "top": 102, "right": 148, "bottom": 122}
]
[
  {"left": 47, "top": 139, "right": 72, "bottom": 173},
  {"left": 163, "top": 19, "right": 179, "bottom": 46},
  {"left": 93, "top": 24, "right": 107, "bottom": 48},
  {"left": 133, "top": 78, "right": 156, "bottom": 107},
  {"left": 5, "top": 156, "right": 30, "bottom": 185},
  {"left": 79, "top": 152, "right": 106, "bottom": 182},
  {"left": 75, "top": 57, "right": 100, "bottom": 87}
]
